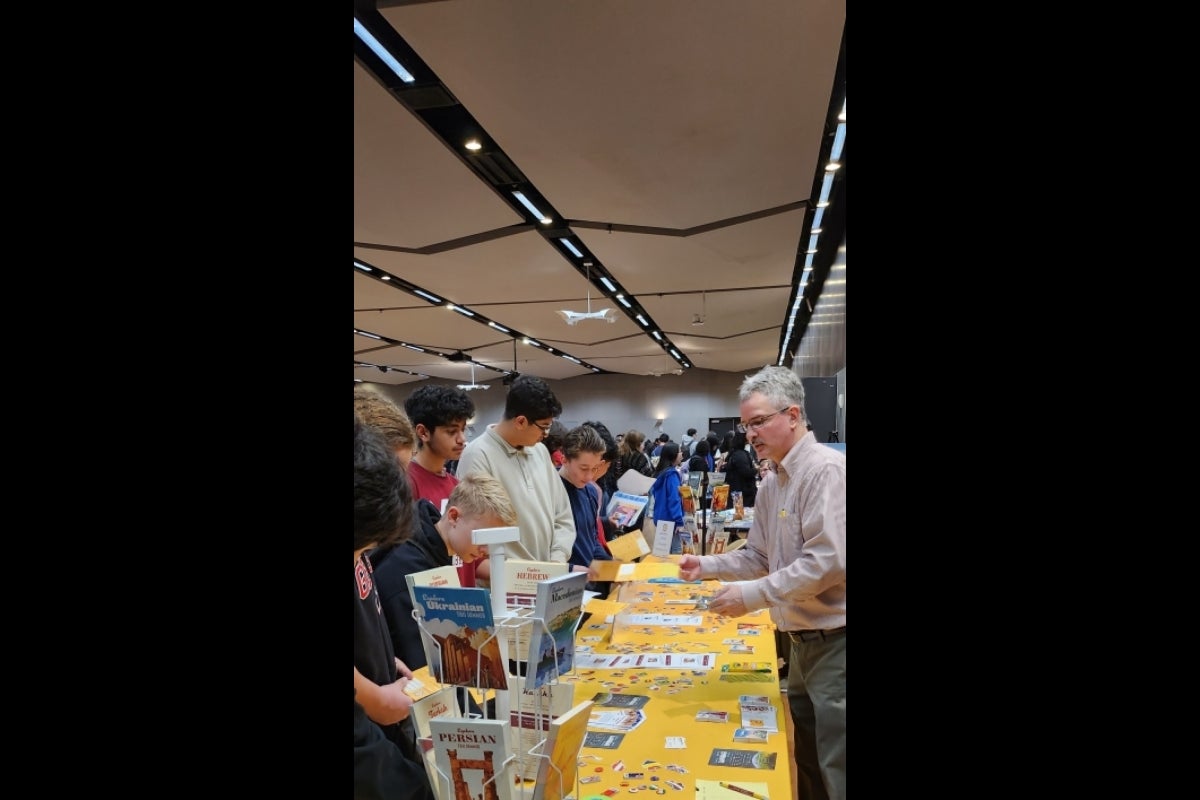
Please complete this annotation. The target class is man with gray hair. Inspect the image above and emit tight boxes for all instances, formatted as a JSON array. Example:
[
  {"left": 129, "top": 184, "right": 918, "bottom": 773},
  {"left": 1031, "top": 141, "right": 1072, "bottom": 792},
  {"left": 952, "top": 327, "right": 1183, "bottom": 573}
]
[{"left": 679, "top": 366, "right": 846, "bottom": 800}]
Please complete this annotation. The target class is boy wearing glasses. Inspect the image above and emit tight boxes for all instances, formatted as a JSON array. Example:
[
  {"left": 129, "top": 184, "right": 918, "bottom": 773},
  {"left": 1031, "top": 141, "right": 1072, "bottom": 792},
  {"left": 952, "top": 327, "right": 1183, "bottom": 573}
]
[
  {"left": 678, "top": 366, "right": 846, "bottom": 800},
  {"left": 455, "top": 374, "right": 577, "bottom": 569}
]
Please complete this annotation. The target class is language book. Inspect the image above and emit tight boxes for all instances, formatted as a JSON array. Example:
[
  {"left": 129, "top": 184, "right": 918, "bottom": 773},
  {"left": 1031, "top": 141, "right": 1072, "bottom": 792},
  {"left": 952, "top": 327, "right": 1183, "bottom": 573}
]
[
  {"left": 707, "top": 528, "right": 731, "bottom": 554},
  {"left": 501, "top": 559, "right": 568, "bottom": 661},
  {"left": 405, "top": 565, "right": 461, "bottom": 611},
  {"left": 532, "top": 699, "right": 594, "bottom": 800},
  {"left": 738, "top": 702, "right": 779, "bottom": 732},
  {"left": 504, "top": 558, "right": 569, "bottom": 609},
  {"left": 410, "top": 687, "right": 463, "bottom": 800},
  {"left": 411, "top": 584, "right": 508, "bottom": 690},
  {"left": 509, "top": 683, "right": 576, "bottom": 781},
  {"left": 587, "top": 707, "right": 646, "bottom": 733},
  {"left": 606, "top": 491, "right": 650, "bottom": 529},
  {"left": 527, "top": 571, "right": 588, "bottom": 687},
  {"left": 738, "top": 695, "right": 773, "bottom": 705},
  {"left": 711, "top": 483, "right": 730, "bottom": 511},
  {"left": 732, "top": 728, "right": 770, "bottom": 743},
  {"left": 679, "top": 483, "right": 696, "bottom": 514},
  {"left": 429, "top": 717, "right": 516, "bottom": 800}
]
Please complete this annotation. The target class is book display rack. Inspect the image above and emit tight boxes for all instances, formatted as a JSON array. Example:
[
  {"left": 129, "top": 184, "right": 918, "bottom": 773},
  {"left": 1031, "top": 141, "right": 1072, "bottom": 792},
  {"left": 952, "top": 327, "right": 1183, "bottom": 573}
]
[{"left": 412, "top": 527, "right": 589, "bottom": 800}]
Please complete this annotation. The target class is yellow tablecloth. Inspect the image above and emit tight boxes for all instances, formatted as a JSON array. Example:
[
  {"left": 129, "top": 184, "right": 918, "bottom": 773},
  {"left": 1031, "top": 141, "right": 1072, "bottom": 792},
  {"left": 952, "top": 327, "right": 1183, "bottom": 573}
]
[
  {"left": 410, "top": 557, "right": 792, "bottom": 800},
  {"left": 555, "top": 567, "right": 791, "bottom": 799}
]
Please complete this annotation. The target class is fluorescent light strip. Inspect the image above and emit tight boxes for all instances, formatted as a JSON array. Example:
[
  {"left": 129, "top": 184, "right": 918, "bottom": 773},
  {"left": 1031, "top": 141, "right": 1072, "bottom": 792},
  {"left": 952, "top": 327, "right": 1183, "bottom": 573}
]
[
  {"left": 599, "top": 277, "right": 616, "bottom": 292},
  {"left": 353, "top": 19, "right": 415, "bottom": 83},
  {"left": 525, "top": 339, "right": 542, "bottom": 348},
  {"left": 356, "top": 330, "right": 382, "bottom": 340},
  {"left": 559, "top": 238, "right": 583, "bottom": 258},
  {"left": 669, "top": 349, "right": 682, "bottom": 359},
  {"left": 805, "top": 253, "right": 815, "bottom": 268},
  {"left": 616, "top": 294, "right": 631, "bottom": 308},
  {"left": 447, "top": 304, "right": 475, "bottom": 317},
  {"left": 812, "top": 208, "right": 825, "bottom": 229},
  {"left": 651, "top": 331, "right": 662, "bottom": 341},
  {"left": 808, "top": 235, "right": 820, "bottom": 250},
  {"left": 563, "top": 355, "right": 581, "bottom": 364},
  {"left": 488, "top": 321, "right": 510, "bottom": 333},
  {"left": 838, "top": 99, "right": 847, "bottom": 122},
  {"left": 353, "top": 261, "right": 372, "bottom": 272},
  {"left": 512, "top": 191, "right": 547, "bottom": 221},
  {"left": 635, "top": 314, "right": 648, "bottom": 326},
  {"left": 830, "top": 122, "right": 846, "bottom": 161},
  {"left": 818, "top": 173, "right": 835, "bottom": 205},
  {"left": 402, "top": 344, "right": 424, "bottom": 352},
  {"left": 414, "top": 289, "right": 441, "bottom": 303}
]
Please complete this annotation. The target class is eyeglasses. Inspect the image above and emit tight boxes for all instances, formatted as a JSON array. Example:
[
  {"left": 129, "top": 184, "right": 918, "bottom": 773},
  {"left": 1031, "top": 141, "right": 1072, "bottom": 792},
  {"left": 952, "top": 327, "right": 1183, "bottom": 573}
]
[
  {"left": 736, "top": 407, "right": 791, "bottom": 434},
  {"left": 527, "top": 418, "right": 553, "bottom": 436}
]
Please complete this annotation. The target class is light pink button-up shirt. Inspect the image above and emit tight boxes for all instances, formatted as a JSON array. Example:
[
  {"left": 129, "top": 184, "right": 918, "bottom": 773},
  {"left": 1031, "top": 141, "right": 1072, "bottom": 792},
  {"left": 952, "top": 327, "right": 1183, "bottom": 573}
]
[{"left": 699, "top": 431, "right": 846, "bottom": 631}]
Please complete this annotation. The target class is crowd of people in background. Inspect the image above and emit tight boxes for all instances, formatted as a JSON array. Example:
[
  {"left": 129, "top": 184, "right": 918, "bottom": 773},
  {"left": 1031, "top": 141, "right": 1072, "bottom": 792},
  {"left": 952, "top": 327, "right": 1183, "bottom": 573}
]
[{"left": 354, "top": 371, "right": 839, "bottom": 800}]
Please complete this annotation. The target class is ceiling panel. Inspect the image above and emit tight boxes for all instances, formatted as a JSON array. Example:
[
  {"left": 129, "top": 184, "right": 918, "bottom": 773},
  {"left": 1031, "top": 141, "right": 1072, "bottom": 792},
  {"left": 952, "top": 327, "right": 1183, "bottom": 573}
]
[{"left": 355, "top": 1, "right": 846, "bottom": 382}]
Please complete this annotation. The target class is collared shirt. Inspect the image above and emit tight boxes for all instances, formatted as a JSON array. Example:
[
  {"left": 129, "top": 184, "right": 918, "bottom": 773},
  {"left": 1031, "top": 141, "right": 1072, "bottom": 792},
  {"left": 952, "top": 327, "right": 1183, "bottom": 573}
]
[
  {"left": 456, "top": 424, "right": 575, "bottom": 563},
  {"left": 699, "top": 431, "right": 846, "bottom": 631}
]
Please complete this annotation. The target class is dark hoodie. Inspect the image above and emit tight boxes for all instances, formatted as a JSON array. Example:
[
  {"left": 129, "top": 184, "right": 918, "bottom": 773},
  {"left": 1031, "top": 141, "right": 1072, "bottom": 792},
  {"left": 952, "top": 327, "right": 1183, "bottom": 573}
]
[
  {"left": 371, "top": 500, "right": 487, "bottom": 718},
  {"left": 370, "top": 499, "right": 450, "bottom": 672}
]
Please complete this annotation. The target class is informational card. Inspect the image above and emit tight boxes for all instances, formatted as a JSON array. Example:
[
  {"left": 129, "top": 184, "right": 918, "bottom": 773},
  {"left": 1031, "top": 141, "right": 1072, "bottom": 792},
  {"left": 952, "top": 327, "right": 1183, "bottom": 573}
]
[
  {"left": 707, "top": 748, "right": 777, "bottom": 770},
  {"left": 588, "top": 708, "right": 647, "bottom": 733},
  {"left": 592, "top": 692, "right": 650, "bottom": 708},
  {"left": 583, "top": 731, "right": 625, "bottom": 749},
  {"left": 652, "top": 520, "right": 677, "bottom": 557}
]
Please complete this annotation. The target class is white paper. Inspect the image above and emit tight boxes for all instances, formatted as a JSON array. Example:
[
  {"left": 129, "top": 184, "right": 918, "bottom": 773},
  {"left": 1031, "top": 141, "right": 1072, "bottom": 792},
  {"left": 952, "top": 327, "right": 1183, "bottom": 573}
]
[
  {"left": 617, "top": 470, "right": 655, "bottom": 496},
  {"left": 652, "top": 520, "right": 676, "bottom": 556}
]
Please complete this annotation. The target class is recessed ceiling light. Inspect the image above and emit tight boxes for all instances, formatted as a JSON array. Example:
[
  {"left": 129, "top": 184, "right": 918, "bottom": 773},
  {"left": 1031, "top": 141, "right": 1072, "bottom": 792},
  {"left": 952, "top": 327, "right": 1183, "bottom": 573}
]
[{"left": 465, "top": 140, "right": 482, "bottom": 151}]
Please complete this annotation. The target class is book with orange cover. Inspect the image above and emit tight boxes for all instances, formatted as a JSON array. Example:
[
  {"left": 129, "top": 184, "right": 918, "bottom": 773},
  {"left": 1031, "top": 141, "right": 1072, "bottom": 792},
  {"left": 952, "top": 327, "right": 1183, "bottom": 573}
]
[
  {"left": 531, "top": 699, "right": 594, "bottom": 800},
  {"left": 711, "top": 484, "right": 730, "bottom": 511},
  {"left": 679, "top": 484, "right": 696, "bottom": 513}
]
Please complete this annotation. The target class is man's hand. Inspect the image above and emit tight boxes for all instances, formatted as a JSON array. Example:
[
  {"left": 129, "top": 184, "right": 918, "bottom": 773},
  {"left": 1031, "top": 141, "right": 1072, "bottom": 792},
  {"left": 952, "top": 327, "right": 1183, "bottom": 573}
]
[
  {"left": 707, "top": 584, "right": 749, "bottom": 618},
  {"left": 678, "top": 554, "right": 703, "bottom": 581}
]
